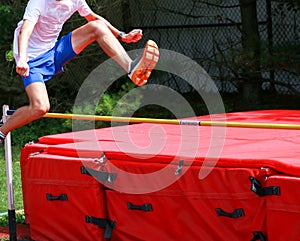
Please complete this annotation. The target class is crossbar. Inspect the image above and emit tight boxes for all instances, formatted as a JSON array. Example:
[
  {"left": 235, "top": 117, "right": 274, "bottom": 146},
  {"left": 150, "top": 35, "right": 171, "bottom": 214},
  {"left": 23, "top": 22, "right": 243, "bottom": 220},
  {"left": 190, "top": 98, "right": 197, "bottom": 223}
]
[{"left": 6, "top": 110, "right": 300, "bottom": 130}]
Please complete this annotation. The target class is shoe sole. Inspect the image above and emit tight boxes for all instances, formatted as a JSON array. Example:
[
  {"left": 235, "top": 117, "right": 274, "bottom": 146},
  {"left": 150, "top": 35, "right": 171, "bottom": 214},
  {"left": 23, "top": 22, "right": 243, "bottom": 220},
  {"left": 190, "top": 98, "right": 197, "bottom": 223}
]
[{"left": 130, "top": 40, "right": 160, "bottom": 86}]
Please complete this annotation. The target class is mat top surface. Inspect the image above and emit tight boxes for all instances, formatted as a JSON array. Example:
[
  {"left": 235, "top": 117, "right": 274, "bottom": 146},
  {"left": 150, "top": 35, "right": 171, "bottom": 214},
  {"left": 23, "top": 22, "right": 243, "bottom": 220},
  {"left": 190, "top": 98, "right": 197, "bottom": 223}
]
[{"left": 35, "top": 110, "right": 300, "bottom": 176}]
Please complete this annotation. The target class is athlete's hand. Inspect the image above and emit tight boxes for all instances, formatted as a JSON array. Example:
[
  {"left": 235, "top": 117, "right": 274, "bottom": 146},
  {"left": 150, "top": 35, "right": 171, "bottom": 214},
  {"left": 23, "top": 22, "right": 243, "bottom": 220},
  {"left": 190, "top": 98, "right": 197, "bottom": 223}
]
[
  {"left": 120, "top": 29, "right": 143, "bottom": 43},
  {"left": 16, "top": 58, "right": 30, "bottom": 78}
]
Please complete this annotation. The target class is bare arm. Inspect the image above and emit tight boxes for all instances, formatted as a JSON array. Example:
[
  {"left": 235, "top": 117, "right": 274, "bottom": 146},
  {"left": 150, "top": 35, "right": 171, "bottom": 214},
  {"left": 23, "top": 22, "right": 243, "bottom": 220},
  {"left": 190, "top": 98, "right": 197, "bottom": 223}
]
[{"left": 16, "top": 19, "right": 35, "bottom": 77}]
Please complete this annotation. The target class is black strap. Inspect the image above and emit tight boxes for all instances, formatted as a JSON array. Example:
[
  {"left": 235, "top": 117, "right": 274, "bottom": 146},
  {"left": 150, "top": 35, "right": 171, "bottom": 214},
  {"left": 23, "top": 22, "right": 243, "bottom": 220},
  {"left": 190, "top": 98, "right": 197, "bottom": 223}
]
[
  {"left": 128, "top": 202, "right": 153, "bottom": 212},
  {"left": 46, "top": 193, "right": 68, "bottom": 201},
  {"left": 175, "top": 160, "right": 184, "bottom": 175},
  {"left": 86, "top": 216, "right": 116, "bottom": 239},
  {"left": 81, "top": 166, "right": 117, "bottom": 184},
  {"left": 215, "top": 208, "right": 245, "bottom": 219},
  {"left": 251, "top": 231, "right": 266, "bottom": 241},
  {"left": 249, "top": 177, "right": 280, "bottom": 196}
]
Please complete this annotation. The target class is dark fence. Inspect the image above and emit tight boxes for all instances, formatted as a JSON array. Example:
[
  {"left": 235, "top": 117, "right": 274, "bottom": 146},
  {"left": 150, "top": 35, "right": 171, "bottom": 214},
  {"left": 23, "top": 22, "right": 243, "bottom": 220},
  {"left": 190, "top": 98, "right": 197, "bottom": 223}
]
[
  {"left": 103, "top": 0, "right": 300, "bottom": 95},
  {"left": 1, "top": 0, "right": 299, "bottom": 110}
]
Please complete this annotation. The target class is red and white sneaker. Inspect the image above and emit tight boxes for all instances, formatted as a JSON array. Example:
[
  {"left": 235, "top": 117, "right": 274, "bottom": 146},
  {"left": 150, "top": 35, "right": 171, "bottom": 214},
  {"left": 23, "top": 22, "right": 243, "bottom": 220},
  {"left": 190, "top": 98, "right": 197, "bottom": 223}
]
[{"left": 128, "top": 40, "right": 159, "bottom": 86}]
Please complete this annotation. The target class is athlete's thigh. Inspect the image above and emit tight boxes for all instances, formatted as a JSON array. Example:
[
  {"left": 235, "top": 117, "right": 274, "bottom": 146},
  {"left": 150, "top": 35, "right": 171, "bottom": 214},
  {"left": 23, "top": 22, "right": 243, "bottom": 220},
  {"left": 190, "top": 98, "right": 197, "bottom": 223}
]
[
  {"left": 25, "top": 82, "right": 50, "bottom": 109},
  {"left": 71, "top": 20, "right": 106, "bottom": 54}
]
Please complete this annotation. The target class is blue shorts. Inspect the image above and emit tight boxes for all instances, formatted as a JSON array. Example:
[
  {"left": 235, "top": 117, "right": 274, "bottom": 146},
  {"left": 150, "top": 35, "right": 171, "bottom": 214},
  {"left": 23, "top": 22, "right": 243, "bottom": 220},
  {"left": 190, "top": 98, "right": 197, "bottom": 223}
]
[{"left": 22, "top": 32, "right": 77, "bottom": 88}]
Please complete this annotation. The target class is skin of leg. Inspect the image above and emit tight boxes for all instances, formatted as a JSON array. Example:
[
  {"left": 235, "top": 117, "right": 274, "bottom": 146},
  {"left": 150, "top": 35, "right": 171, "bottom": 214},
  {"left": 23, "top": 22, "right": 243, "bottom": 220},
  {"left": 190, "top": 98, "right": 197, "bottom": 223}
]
[
  {"left": 0, "top": 20, "right": 130, "bottom": 136},
  {"left": 71, "top": 20, "right": 132, "bottom": 72},
  {"left": 0, "top": 82, "right": 50, "bottom": 136}
]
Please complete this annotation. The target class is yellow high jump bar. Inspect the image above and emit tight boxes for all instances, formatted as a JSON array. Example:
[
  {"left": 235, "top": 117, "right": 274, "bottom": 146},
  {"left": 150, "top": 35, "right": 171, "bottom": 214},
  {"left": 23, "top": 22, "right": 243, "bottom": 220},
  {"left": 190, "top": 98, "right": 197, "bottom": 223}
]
[
  {"left": 43, "top": 112, "right": 300, "bottom": 130},
  {"left": 6, "top": 110, "right": 300, "bottom": 130}
]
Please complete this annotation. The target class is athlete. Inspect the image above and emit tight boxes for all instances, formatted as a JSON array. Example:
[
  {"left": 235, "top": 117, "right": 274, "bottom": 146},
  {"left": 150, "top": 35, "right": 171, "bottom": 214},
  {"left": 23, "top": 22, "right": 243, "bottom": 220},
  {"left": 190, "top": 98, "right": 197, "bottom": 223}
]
[{"left": 0, "top": 0, "right": 159, "bottom": 144}]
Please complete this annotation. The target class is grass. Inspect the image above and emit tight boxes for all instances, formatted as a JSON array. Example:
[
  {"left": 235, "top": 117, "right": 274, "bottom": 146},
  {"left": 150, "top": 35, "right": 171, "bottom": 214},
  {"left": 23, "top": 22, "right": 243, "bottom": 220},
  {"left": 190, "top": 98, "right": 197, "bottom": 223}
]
[
  {"left": 0, "top": 211, "right": 25, "bottom": 226},
  {"left": 0, "top": 145, "right": 24, "bottom": 215}
]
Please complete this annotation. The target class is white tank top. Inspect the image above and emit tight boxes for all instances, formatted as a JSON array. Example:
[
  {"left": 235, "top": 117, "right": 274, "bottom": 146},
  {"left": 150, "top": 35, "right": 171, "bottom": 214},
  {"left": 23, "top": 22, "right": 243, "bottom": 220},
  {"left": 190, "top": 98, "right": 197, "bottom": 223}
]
[{"left": 13, "top": 0, "right": 92, "bottom": 62}]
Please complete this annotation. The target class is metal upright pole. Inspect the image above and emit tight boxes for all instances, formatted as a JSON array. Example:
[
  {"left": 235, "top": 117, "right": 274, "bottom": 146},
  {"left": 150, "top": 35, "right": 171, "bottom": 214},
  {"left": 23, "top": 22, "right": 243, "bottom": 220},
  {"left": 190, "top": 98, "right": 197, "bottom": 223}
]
[{"left": 2, "top": 105, "right": 17, "bottom": 241}]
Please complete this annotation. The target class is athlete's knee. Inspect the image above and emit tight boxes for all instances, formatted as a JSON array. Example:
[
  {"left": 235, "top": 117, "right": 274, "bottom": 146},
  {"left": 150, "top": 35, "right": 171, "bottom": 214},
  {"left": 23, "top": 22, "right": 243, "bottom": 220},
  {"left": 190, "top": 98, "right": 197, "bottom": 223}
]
[
  {"left": 87, "top": 20, "right": 110, "bottom": 37},
  {"left": 30, "top": 103, "right": 50, "bottom": 119}
]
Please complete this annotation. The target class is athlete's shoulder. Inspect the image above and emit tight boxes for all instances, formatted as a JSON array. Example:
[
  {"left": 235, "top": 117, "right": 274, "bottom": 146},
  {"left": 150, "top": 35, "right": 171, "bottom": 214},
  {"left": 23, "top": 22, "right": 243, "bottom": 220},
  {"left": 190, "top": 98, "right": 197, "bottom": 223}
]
[
  {"left": 76, "top": 0, "right": 91, "bottom": 6},
  {"left": 75, "top": 0, "right": 92, "bottom": 16},
  {"left": 26, "top": 0, "right": 46, "bottom": 8},
  {"left": 23, "top": 0, "right": 45, "bottom": 23},
  {"left": 25, "top": 0, "right": 46, "bottom": 14}
]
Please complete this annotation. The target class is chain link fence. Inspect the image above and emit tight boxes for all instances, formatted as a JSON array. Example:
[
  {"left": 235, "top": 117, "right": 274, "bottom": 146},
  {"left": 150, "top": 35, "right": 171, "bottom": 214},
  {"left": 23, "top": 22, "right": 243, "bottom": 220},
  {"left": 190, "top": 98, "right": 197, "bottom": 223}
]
[
  {"left": 100, "top": 0, "right": 299, "bottom": 95},
  {"left": 1, "top": 0, "right": 299, "bottom": 110}
]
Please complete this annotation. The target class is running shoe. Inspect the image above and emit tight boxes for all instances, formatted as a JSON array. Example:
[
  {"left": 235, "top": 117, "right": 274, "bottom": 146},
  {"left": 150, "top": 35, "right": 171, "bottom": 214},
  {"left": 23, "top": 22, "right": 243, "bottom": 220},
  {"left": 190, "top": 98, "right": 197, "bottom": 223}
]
[{"left": 128, "top": 40, "right": 159, "bottom": 86}]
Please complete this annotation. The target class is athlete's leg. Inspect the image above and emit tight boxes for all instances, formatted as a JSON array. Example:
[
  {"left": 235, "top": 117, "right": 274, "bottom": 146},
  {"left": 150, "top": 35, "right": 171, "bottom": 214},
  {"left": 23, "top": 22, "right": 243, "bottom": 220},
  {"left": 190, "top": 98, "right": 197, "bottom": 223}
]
[
  {"left": 70, "top": 20, "right": 159, "bottom": 86},
  {"left": 0, "top": 82, "right": 50, "bottom": 136},
  {"left": 71, "top": 20, "right": 132, "bottom": 72}
]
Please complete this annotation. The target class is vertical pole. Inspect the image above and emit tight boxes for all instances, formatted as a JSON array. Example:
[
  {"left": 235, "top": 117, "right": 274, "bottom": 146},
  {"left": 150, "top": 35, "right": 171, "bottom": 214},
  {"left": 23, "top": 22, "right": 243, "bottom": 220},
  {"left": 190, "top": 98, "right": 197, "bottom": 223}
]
[
  {"left": 122, "top": 0, "right": 131, "bottom": 33},
  {"left": 266, "top": 0, "right": 275, "bottom": 89},
  {"left": 2, "top": 105, "right": 17, "bottom": 241}
]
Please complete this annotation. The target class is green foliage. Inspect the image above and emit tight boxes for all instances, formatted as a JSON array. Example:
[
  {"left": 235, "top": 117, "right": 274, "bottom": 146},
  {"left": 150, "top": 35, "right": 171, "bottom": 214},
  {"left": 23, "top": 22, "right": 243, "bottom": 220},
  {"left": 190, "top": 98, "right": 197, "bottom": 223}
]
[
  {"left": 96, "top": 82, "right": 142, "bottom": 116},
  {"left": 70, "top": 81, "right": 142, "bottom": 129},
  {"left": 4, "top": 80, "right": 140, "bottom": 147},
  {"left": 0, "top": 5, "right": 15, "bottom": 46},
  {"left": 0, "top": 212, "right": 25, "bottom": 226},
  {"left": 0, "top": 148, "right": 23, "bottom": 214},
  {"left": 11, "top": 118, "right": 72, "bottom": 146},
  {"left": 5, "top": 48, "right": 14, "bottom": 62},
  {"left": 0, "top": 4, "right": 26, "bottom": 107}
]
